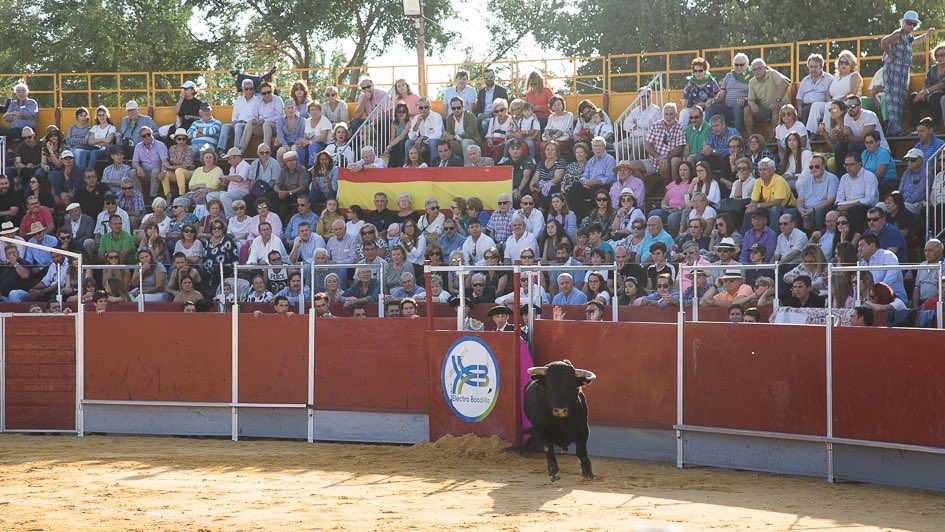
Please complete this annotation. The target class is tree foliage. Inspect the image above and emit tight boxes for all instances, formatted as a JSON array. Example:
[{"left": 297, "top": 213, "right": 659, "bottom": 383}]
[
  {"left": 190, "top": 0, "right": 457, "bottom": 84},
  {"left": 0, "top": 0, "right": 216, "bottom": 73}
]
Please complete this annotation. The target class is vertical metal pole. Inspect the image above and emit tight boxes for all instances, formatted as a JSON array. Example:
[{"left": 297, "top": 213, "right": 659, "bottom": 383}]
[
  {"left": 423, "top": 260, "right": 433, "bottom": 330},
  {"left": 76, "top": 256, "right": 85, "bottom": 436},
  {"left": 309, "top": 262, "right": 316, "bottom": 311},
  {"left": 826, "top": 264, "right": 834, "bottom": 483},
  {"left": 512, "top": 260, "right": 522, "bottom": 444},
  {"left": 690, "top": 266, "right": 699, "bottom": 322},
  {"left": 676, "top": 269, "right": 685, "bottom": 468},
  {"left": 137, "top": 265, "right": 144, "bottom": 313},
  {"left": 231, "top": 283, "right": 239, "bottom": 442},
  {"left": 298, "top": 265, "right": 305, "bottom": 315},
  {"left": 377, "top": 262, "right": 385, "bottom": 317},
  {"left": 307, "top": 311, "right": 315, "bottom": 443},
  {"left": 611, "top": 262, "right": 618, "bottom": 322},
  {"left": 458, "top": 270, "right": 466, "bottom": 330},
  {"left": 526, "top": 271, "right": 535, "bottom": 352},
  {"left": 773, "top": 261, "right": 781, "bottom": 309},
  {"left": 219, "top": 261, "right": 225, "bottom": 313},
  {"left": 938, "top": 262, "right": 943, "bottom": 330}
]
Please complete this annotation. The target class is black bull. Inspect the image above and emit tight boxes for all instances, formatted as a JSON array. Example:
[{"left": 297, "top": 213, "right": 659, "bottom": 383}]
[{"left": 522, "top": 361, "right": 596, "bottom": 482}]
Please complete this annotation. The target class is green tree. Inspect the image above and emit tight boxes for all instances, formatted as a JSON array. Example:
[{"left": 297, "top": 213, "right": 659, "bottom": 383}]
[{"left": 191, "top": 0, "right": 457, "bottom": 85}]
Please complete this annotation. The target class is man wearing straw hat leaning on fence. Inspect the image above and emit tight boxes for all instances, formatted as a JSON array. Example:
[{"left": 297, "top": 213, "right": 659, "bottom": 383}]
[{"left": 700, "top": 268, "right": 753, "bottom": 308}]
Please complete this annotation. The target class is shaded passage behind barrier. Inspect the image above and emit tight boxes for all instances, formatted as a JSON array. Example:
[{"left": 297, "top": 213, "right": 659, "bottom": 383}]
[
  {"left": 4, "top": 316, "right": 75, "bottom": 430},
  {"left": 532, "top": 320, "right": 677, "bottom": 428},
  {"left": 238, "top": 314, "right": 308, "bottom": 404},
  {"left": 833, "top": 327, "right": 945, "bottom": 448},
  {"left": 84, "top": 313, "right": 231, "bottom": 402},
  {"left": 683, "top": 322, "right": 827, "bottom": 436},
  {"left": 314, "top": 318, "right": 430, "bottom": 413}
]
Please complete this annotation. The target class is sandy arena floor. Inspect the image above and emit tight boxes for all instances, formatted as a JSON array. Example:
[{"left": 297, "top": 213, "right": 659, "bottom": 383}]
[{"left": 0, "top": 433, "right": 940, "bottom": 531}]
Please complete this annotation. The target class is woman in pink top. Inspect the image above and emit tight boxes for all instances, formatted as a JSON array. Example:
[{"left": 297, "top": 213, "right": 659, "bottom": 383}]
[
  {"left": 525, "top": 72, "right": 554, "bottom": 129},
  {"left": 392, "top": 79, "right": 420, "bottom": 116},
  {"left": 649, "top": 160, "right": 693, "bottom": 237}
]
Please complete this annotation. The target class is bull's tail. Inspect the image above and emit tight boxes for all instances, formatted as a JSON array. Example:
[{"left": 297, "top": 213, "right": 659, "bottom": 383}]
[{"left": 503, "top": 428, "right": 543, "bottom": 454}]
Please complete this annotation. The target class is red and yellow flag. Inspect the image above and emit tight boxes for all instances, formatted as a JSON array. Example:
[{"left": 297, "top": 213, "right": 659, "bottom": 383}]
[{"left": 338, "top": 167, "right": 513, "bottom": 211}]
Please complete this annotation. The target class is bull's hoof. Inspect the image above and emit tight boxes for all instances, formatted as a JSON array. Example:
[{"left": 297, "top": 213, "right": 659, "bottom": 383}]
[
  {"left": 550, "top": 472, "right": 561, "bottom": 482},
  {"left": 582, "top": 473, "right": 595, "bottom": 481}
]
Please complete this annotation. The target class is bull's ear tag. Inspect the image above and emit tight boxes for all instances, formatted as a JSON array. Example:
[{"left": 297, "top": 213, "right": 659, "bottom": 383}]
[{"left": 441, "top": 336, "right": 500, "bottom": 423}]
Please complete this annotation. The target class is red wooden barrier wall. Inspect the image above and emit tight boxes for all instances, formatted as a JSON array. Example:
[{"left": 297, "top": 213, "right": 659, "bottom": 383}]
[
  {"left": 683, "top": 323, "right": 827, "bottom": 435},
  {"left": 84, "top": 313, "right": 231, "bottom": 402},
  {"left": 237, "top": 315, "right": 308, "bottom": 404},
  {"left": 313, "top": 318, "right": 430, "bottom": 413},
  {"left": 531, "top": 320, "right": 678, "bottom": 428},
  {"left": 4, "top": 316, "right": 76, "bottom": 430},
  {"left": 832, "top": 327, "right": 945, "bottom": 448}
]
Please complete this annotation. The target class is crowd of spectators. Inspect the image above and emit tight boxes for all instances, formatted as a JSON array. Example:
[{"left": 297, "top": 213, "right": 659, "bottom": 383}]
[{"left": 1, "top": 17, "right": 944, "bottom": 326}]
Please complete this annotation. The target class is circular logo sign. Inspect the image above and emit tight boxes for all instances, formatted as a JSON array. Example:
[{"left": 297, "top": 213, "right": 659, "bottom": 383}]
[{"left": 441, "top": 336, "right": 500, "bottom": 423}]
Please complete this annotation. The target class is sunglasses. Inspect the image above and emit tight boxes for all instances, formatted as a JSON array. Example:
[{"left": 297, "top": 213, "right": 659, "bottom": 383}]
[
  {"left": 867, "top": 217, "right": 882, "bottom": 222},
  {"left": 692, "top": 68, "right": 704, "bottom": 73},
  {"left": 325, "top": 92, "right": 337, "bottom": 96},
  {"left": 243, "top": 87, "right": 254, "bottom": 91},
  {"left": 905, "top": 21, "right": 918, "bottom": 27},
  {"left": 484, "top": 255, "right": 496, "bottom": 260},
  {"left": 736, "top": 166, "right": 751, "bottom": 171},
  {"left": 105, "top": 200, "right": 116, "bottom": 205},
  {"left": 837, "top": 220, "right": 849, "bottom": 225},
  {"left": 261, "top": 91, "right": 273, "bottom": 95},
  {"left": 521, "top": 254, "right": 534, "bottom": 259},
  {"left": 657, "top": 284, "right": 670, "bottom": 288},
  {"left": 847, "top": 102, "right": 860, "bottom": 108},
  {"left": 838, "top": 60, "right": 850, "bottom": 65},
  {"left": 183, "top": 229, "right": 194, "bottom": 233},
  {"left": 904, "top": 157, "right": 918, "bottom": 162},
  {"left": 418, "top": 105, "right": 430, "bottom": 110},
  {"left": 107, "top": 255, "right": 119, "bottom": 260},
  {"left": 520, "top": 201, "right": 533, "bottom": 206},
  {"left": 234, "top": 206, "right": 245, "bottom": 211},
  {"left": 444, "top": 226, "right": 455, "bottom": 231},
  {"left": 497, "top": 200, "right": 510, "bottom": 205},
  {"left": 140, "top": 133, "right": 152, "bottom": 138},
  {"left": 24, "top": 135, "right": 35, "bottom": 139},
  {"left": 472, "top": 283, "right": 485, "bottom": 287},
  {"left": 360, "top": 85, "right": 373, "bottom": 90},
  {"left": 596, "top": 197, "right": 608, "bottom": 202},
  {"left": 121, "top": 186, "right": 133, "bottom": 190},
  {"left": 429, "top": 206, "right": 439, "bottom": 210},
  {"left": 632, "top": 225, "right": 644, "bottom": 229},
  {"left": 451, "top": 106, "right": 462, "bottom": 111},
  {"left": 734, "top": 63, "right": 746, "bottom": 67},
  {"left": 689, "top": 115, "right": 702, "bottom": 120},
  {"left": 495, "top": 108, "right": 507, "bottom": 113}
]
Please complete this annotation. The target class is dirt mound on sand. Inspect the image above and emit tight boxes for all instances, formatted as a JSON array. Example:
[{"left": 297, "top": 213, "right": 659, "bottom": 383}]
[{"left": 407, "top": 434, "right": 516, "bottom": 462}]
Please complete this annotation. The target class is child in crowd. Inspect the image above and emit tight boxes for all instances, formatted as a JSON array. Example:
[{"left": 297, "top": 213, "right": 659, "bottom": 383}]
[{"left": 573, "top": 227, "right": 592, "bottom": 264}]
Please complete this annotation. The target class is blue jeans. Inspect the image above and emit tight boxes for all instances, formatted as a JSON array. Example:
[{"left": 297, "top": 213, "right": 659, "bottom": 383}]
[{"left": 706, "top": 102, "right": 745, "bottom": 133}]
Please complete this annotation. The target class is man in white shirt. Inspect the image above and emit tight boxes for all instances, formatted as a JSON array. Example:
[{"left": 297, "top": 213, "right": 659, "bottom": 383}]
[
  {"left": 514, "top": 195, "right": 545, "bottom": 239},
  {"left": 838, "top": 93, "right": 888, "bottom": 165},
  {"left": 247, "top": 221, "right": 287, "bottom": 264},
  {"left": 462, "top": 217, "right": 495, "bottom": 265},
  {"left": 858, "top": 234, "right": 906, "bottom": 302},
  {"left": 405, "top": 97, "right": 444, "bottom": 164},
  {"left": 772, "top": 214, "right": 807, "bottom": 265},
  {"left": 616, "top": 87, "right": 663, "bottom": 161},
  {"left": 503, "top": 216, "right": 539, "bottom": 262},
  {"left": 796, "top": 53, "right": 835, "bottom": 127},
  {"left": 219, "top": 79, "right": 259, "bottom": 155},
  {"left": 835, "top": 152, "right": 878, "bottom": 233}
]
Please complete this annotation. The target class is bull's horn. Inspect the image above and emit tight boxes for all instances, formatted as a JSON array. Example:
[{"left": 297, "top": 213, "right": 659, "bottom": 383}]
[
  {"left": 574, "top": 369, "right": 596, "bottom": 382},
  {"left": 527, "top": 367, "right": 548, "bottom": 376}
]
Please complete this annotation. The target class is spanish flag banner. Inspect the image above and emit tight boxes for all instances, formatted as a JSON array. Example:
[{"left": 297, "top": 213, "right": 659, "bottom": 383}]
[{"left": 338, "top": 167, "right": 513, "bottom": 211}]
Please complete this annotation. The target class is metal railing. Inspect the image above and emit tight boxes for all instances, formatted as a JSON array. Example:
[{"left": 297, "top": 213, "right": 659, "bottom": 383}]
[
  {"left": 340, "top": 84, "right": 395, "bottom": 168},
  {"left": 81, "top": 264, "right": 144, "bottom": 312},
  {"left": 926, "top": 143, "right": 945, "bottom": 240},
  {"left": 831, "top": 263, "right": 944, "bottom": 328},
  {"left": 613, "top": 74, "right": 665, "bottom": 161},
  {"left": 678, "top": 262, "right": 781, "bottom": 322},
  {"left": 3, "top": 32, "right": 935, "bottom": 116}
]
